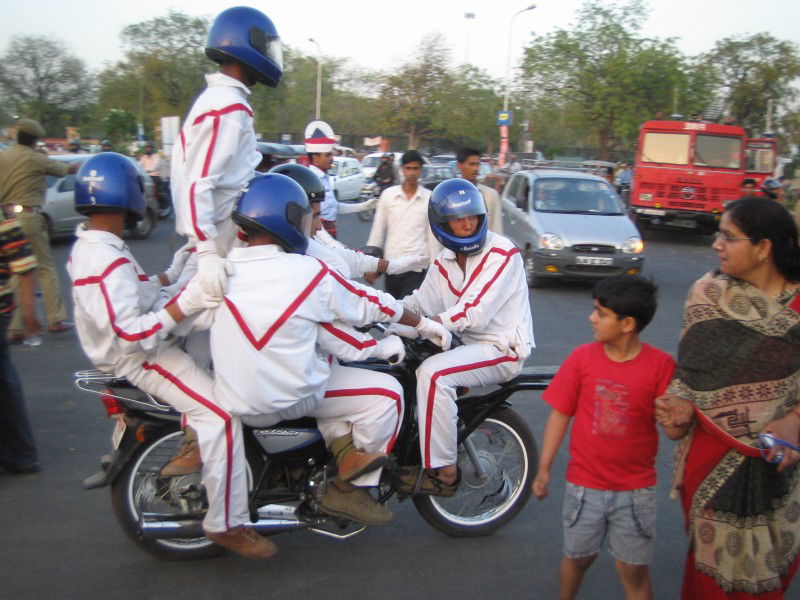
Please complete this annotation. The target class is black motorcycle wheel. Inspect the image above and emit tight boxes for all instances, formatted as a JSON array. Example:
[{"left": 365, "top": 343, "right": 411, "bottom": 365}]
[
  {"left": 412, "top": 407, "right": 537, "bottom": 537},
  {"left": 110, "top": 430, "right": 222, "bottom": 560}
]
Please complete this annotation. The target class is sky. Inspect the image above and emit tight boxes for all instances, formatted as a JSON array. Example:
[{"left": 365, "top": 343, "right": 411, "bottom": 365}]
[{"left": 1, "top": 0, "right": 798, "bottom": 82}]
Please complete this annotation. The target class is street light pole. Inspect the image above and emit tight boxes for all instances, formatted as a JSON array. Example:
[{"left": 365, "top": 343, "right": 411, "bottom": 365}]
[
  {"left": 464, "top": 12, "right": 476, "bottom": 64},
  {"left": 500, "top": 4, "right": 536, "bottom": 167},
  {"left": 309, "top": 38, "right": 322, "bottom": 120}
]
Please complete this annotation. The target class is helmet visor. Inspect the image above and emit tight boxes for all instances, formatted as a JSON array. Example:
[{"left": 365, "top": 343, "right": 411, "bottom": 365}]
[{"left": 249, "top": 27, "right": 283, "bottom": 70}]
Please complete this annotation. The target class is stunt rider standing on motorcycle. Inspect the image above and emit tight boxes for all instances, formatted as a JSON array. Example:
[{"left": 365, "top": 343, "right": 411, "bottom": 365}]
[
  {"left": 394, "top": 179, "right": 535, "bottom": 496},
  {"left": 187, "top": 173, "right": 452, "bottom": 527},
  {"left": 67, "top": 153, "right": 273, "bottom": 559},
  {"left": 171, "top": 6, "right": 283, "bottom": 297}
]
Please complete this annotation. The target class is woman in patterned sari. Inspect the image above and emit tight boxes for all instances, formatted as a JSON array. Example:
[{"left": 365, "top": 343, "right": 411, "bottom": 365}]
[{"left": 656, "top": 198, "right": 800, "bottom": 599}]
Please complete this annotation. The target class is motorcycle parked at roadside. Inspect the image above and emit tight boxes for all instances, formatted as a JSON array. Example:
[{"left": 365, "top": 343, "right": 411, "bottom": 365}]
[{"left": 77, "top": 328, "right": 552, "bottom": 560}]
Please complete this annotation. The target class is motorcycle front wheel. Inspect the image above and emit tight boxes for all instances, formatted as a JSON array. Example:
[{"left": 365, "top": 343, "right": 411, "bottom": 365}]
[
  {"left": 110, "top": 430, "right": 222, "bottom": 560},
  {"left": 413, "top": 407, "right": 537, "bottom": 537}
]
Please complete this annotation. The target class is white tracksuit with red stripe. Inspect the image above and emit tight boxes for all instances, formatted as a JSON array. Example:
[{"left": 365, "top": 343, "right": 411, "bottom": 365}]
[
  {"left": 171, "top": 72, "right": 259, "bottom": 253},
  {"left": 402, "top": 231, "right": 535, "bottom": 469},
  {"left": 191, "top": 243, "right": 405, "bottom": 487},
  {"left": 68, "top": 225, "right": 247, "bottom": 534}
]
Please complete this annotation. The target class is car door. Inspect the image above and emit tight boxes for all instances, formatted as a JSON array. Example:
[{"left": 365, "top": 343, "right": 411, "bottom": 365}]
[
  {"left": 502, "top": 174, "right": 530, "bottom": 246},
  {"left": 338, "top": 159, "right": 361, "bottom": 201},
  {"left": 44, "top": 172, "right": 85, "bottom": 236}
]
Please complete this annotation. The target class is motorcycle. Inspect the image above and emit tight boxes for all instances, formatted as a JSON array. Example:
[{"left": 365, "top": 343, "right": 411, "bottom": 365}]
[
  {"left": 76, "top": 329, "right": 553, "bottom": 560},
  {"left": 357, "top": 180, "right": 380, "bottom": 222}
]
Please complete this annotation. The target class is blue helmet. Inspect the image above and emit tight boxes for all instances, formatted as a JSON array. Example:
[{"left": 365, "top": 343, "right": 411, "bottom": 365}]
[
  {"left": 74, "top": 153, "right": 146, "bottom": 221},
  {"left": 428, "top": 178, "right": 488, "bottom": 255},
  {"left": 205, "top": 7, "right": 283, "bottom": 87},
  {"left": 232, "top": 173, "right": 310, "bottom": 254}
]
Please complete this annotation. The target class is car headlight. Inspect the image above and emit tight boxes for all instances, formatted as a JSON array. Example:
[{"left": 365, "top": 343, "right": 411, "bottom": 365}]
[
  {"left": 539, "top": 233, "right": 564, "bottom": 250},
  {"left": 622, "top": 237, "right": 644, "bottom": 254}
]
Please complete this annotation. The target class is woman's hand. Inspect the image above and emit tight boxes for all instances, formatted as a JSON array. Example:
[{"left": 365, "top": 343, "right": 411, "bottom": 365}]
[
  {"left": 655, "top": 393, "right": 694, "bottom": 427},
  {"left": 761, "top": 411, "right": 800, "bottom": 472}
]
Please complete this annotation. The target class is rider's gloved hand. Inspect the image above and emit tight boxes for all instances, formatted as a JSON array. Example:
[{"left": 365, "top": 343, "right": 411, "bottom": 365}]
[
  {"left": 415, "top": 317, "right": 452, "bottom": 350},
  {"left": 386, "top": 253, "right": 429, "bottom": 275},
  {"left": 196, "top": 240, "right": 233, "bottom": 297},
  {"left": 385, "top": 323, "right": 419, "bottom": 339},
  {"left": 176, "top": 275, "right": 223, "bottom": 317},
  {"left": 161, "top": 242, "right": 194, "bottom": 285},
  {"left": 373, "top": 335, "right": 406, "bottom": 364}
]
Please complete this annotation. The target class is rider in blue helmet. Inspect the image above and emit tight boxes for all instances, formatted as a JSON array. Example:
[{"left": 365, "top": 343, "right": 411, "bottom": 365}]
[
  {"left": 171, "top": 6, "right": 283, "bottom": 301},
  {"left": 75, "top": 152, "right": 146, "bottom": 227},
  {"left": 205, "top": 6, "right": 283, "bottom": 88},
  {"left": 427, "top": 178, "right": 488, "bottom": 256},
  {"left": 231, "top": 173, "right": 311, "bottom": 254},
  {"left": 393, "top": 177, "right": 534, "bottom": 498}
]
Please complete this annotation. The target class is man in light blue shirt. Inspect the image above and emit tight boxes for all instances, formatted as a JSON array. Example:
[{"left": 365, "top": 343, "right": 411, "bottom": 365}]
[{"left": 305, "top": 120, "right": 339, "bottom": 238}]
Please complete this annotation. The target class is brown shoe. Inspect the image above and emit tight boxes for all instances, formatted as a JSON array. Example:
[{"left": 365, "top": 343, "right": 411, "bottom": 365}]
[
  {"left": 206, "top": 526, "right": 277, "bottom": 559},
  {"left": 393, "top": 466, "right": 461, "bottom": 497},
  {"left": 330, "top": 433, "right": 391, "bottom": 483},
  {"left": 48, "top": 321, "right": 74, "bottom": 334},
  {"left": 320, "top": 481, "right": 393, "bottom": 525},
  {"left": 160, "top": 438, "right": 202, "bottom": 477}
]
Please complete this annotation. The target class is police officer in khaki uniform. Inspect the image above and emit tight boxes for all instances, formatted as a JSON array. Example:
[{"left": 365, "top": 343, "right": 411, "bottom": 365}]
[{"left": 0, "top": 118, "right": 77, "bottom": 342}]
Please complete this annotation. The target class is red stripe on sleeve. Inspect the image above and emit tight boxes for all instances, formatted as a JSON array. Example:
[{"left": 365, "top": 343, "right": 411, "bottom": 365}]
[
  {"left": 448, "top": 248, "right": 519, "bottom": 323},
  {"left": 320, "top": 322, "right": 378, "bottom": 350},
  {"left": 326, "top": 265, "right": 396, "bottom": 317}
]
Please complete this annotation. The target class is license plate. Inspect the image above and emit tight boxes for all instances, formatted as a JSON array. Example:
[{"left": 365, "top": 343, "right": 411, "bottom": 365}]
[
  {"left": 671, "top": 218, "right": 696, "bottom": 229},
  {"left": 111, "top": 415, "right": 126, "bottom": 449},
  {"left": 640, "top": 208, "right": 666, "bottom": 216},
  {"left": 576, "top": 256, "right": 613, "bottom": 266}
]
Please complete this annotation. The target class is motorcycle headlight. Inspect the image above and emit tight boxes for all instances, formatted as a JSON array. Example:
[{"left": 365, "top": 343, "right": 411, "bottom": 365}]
[
  {"left": 622, "top": 237, "right": 644, "bottom": 254},
  {"left": 539, "top": 233, "right": 564, "bottom": 250}
]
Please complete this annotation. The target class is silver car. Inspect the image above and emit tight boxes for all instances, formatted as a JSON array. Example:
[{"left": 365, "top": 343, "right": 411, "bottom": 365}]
[
  {"left": 44, "top": 154, "right": 158, "bottom": 240},
  {"left": 330, "top": 156, "right": 365, "bottom": 202},
  {"left": 502, "top": 169, "right": 644, "bottom": 287}
]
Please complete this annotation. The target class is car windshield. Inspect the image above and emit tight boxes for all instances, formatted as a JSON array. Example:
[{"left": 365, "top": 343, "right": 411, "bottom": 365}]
[
  {"left": 362, "top": 156, "right": 381, "bottom": 168},
  {"left": 640, "top": 132, "right": 690, "bottom": 165},
  {"left": 328, "top": 162, "right": 339, "bottom": 176},
  {"left": 532, "top": 178, "right": 624, "bottom": 215},
  {"left": 694, "top": 135, "right": 741, "bottom": 169}
]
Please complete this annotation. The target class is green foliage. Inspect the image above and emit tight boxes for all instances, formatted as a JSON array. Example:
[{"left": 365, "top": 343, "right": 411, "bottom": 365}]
[
  {"left": 0, "top": 35, "right": 95, "bottom": 136},
  {"left": 102, "top": 109, "right": 138, "bottom": 143},
  {"left": 701, "top": 33, "right": 800, "bottom": 133}
]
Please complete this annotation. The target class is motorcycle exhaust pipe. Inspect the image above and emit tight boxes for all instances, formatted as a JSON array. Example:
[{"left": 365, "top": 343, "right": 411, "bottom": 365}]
[{"left": 139, "top": 508, "right": 306, "bottom": 540}]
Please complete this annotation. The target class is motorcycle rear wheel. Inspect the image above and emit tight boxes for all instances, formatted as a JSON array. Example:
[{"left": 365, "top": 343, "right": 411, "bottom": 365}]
[
  {"left": 413, "top": 407, "right": 537, "bottom": 537},
  {"left": 110, "top": 430, "right": 222, "bottom": 560}
]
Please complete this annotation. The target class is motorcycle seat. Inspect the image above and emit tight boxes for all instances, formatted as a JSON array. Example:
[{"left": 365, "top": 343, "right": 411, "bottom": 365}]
[{"left": 240, "top": 414, "right": 319, "bottom": 430}]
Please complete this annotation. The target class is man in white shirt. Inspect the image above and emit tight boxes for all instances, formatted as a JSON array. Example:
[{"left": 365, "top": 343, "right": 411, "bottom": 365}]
[
  {"left": 171, "top": 6, "right": 283, "bottom": 297},
  {"left": 366, "top": 150, "right": 441, "bottom": 298},
  {"left": 456, "top": 148, "right": 503, "bottom": 235},
  {"left": 305, "top": 120, "right": 339, "bottom": 238}
]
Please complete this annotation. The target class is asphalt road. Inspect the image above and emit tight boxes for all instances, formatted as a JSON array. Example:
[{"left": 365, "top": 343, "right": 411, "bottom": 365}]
[{"left": 1, "top": 213, "right": 721, "bottom": 599}]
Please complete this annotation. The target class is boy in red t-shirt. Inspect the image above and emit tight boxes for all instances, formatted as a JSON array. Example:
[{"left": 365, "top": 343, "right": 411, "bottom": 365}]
[{"left": 532, "top": 275, "right": 678, "bottom": 600}]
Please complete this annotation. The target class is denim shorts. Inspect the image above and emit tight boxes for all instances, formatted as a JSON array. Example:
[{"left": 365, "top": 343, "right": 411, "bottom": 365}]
[{"left": 562, "top": 482, "right": 656, "bottom": 565}]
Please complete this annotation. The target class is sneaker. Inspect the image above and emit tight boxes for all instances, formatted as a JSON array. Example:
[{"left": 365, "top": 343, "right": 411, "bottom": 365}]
[
  {"left": 206, "top": 526, "right": 277, "bottom": 559},
  {"left": 393, "top": 466, "right": 461, "bottom": 497},
  {"left": 160, "top": 438, "right": 202, "bottom": 477},
  {"left": 47, "top": 321, "right": 74, "bottom": 334},
  {"left": 320, "top": 482, "right": 393, "bottom": 525}
]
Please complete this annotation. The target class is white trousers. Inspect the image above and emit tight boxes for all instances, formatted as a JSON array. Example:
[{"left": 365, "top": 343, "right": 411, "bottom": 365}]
[
  {"left": 415, "top": 343, "right": 523, "bottom": 469},
  {"left": 262, "top": 363, "right": 404, "bottom": 487},
  {"left": 127, "top": 343, "right": 249, "bottom": 533}
]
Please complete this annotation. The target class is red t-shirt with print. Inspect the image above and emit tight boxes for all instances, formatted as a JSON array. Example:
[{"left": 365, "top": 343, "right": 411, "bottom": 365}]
[{"left": 544, "top": 342, "right": 675, "bottom": 490}]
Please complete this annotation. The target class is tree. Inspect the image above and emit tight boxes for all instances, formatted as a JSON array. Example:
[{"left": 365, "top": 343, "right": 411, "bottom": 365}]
[
  {"left": 377, "top": 33, "right": 453, "bottom": 149},
  {"left": 702, "top": 33, "right": 800, "bottom": 133},
  {"left": 0, "top": 35, "right": 95, "bottom": 135},
  {"left": 434, "top": 65, "right": 501, "bottom": 150},
  {"left": 101, "top": 109, "right": 138, "bottom": 143},
  {"left": 518, "top": 1, "right": 707, "bottom": 159}
]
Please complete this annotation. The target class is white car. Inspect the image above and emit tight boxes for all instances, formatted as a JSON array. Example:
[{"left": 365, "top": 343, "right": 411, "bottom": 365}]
[
  {"left": 361, "top": 152, "right": 403, "bottom": 179},
  {"left": 43, "top": 154, "right": 159, "bottom": 240},
  {"left": 330, "top": 156, "right": 365, "bottom": 202}
]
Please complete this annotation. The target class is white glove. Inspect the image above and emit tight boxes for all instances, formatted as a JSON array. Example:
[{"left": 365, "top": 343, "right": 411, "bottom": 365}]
[
  {"left": 385, "top": 322, "right": 419, "bottom": 339},
  {"left": 372, "top": 335, "right": 406, "bottom": 365},
  {"left": 415, "top": 317, "right": 452, "bottom": 350},
  {"left": 163, "top": 242, "right": 194, "bottom": 285},
  {"left": 196, "top": 240, "right": 233, "bottom": 296},
  {"left": 386, "top": 253, "right": 429, "bottom": 276},
  {"left": 176, "top": 276, "right": 223, "bottom": 317}
]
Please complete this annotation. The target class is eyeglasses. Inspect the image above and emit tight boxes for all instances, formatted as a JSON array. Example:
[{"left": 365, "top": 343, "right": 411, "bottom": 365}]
[
  {"left": 713, "top": 231, "right": 753, "bottom": 244},
  {"left": 758, "top": 433, "right": 800, "bottom": 464}
]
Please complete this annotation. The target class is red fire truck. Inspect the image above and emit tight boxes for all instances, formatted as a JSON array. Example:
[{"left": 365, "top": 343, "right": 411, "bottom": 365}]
[
  {"left": 630, "top": 120, "right": 746, "bottom": 233},
  {"left": 744, "top": 137, "right": 777, "bottom": 194}
]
